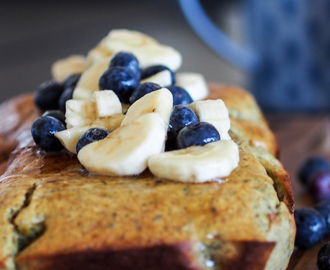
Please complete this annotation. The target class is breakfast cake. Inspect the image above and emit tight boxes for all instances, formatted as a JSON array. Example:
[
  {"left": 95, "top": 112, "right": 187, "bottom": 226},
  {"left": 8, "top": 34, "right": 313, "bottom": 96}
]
[{"left": 0, "top": 30, "right": 295, "bottom": 270}]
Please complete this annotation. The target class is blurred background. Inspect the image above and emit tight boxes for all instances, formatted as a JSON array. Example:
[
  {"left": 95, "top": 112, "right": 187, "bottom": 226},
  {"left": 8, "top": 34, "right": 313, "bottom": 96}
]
[{"left": 0, "top": 0, "right": 245, "bottom": 104}]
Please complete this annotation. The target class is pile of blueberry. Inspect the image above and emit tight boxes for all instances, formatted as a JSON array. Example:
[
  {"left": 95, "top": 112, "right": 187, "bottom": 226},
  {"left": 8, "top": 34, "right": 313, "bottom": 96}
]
[{"left": 31, "top": 51, "right": 216, "bottom": 154}]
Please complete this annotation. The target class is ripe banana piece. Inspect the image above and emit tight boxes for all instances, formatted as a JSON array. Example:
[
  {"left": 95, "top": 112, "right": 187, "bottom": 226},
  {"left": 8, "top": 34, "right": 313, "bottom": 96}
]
[
  {"left": 175, "top": 72, "right": 209, "bottom": 101},
  {"left": 148, "top": 140, "right": 239, "bottom": 183},
  {"left": 65, "top": 100, "right": 96, "bottom": 128},
  {"left": 78, "top": 113, "right": 167, "bottom": 176},
  {"left": 121, "top": 88, "right": 173, "bottom": 127},
  {"left": 73, "top": 58, "right": 110, "bottom": 100},
  {"left": 51, "top": 55, "right": 87, "bottom": 83},
  {"left": 140, "top": 70, "right": 172, "bottom": 87},
  {"left": 55, "top": 114, "right": 125, "bottom": 154},
  {"left": 98, "top": 29, "right": 182, "bottom": 71},
  {"left": 189, "top": 100, "right": 231, "bottom": 140},
  {"left": 92, "top": 90, "right": 122, "bottom": 118}
]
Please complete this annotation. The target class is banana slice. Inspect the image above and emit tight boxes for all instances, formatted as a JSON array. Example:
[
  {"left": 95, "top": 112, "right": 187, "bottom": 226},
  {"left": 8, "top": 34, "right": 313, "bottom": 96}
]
[
  {"left": 78, "top": 113, "right": 167, "bottom": 176},
  {"left": 99, "top": 29, "right": 182, "bottom": 71},
  {"left": 86, "top": 45, "right": 113, "bottom": 67},
  {"left": 51, "top": 55, "right": 87, "bottom": 83},
  {"left": 73, "top": 58, "right": 110, "bottom": 100},
  {"left": 121, "top": 88, "right": 173, "bottom": 127},
  {"left": 148, "top": 140, "right": 239, "bottom": 183},
  {"left": 65, "top": 100, "right": 96, "bottom": 128},
  {"left": 176, "top": 72, "right": 209, "bottom": 101},
  {"left": 189, "top": 100, "right": 231, "bottom": 140},
  {"left": 55, "top": 114, "right": 125, "bottom": 154},
  {"left": 92, "top": 90, "right": 122, "bottom": 118},
  {"left": 140, "top": 70, "right": 172, "bottom": 87}
]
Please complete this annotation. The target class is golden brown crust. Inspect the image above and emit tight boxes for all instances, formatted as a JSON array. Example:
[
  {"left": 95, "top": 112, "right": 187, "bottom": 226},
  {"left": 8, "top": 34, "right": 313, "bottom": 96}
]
[{"left": 0, "top": 85, "right": 295, "bottom": 270}]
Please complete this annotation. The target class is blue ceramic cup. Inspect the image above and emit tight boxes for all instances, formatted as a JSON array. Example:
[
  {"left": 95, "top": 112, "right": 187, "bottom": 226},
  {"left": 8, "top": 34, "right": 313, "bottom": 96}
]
[{"left": 179, "top": 0, "right": 330, "bottom": 112}]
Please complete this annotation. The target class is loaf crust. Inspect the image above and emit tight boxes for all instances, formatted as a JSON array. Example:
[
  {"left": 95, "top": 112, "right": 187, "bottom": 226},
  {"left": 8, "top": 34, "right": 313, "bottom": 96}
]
[{"left": 0, "top": 84, "right": 295, "bottom": 270}]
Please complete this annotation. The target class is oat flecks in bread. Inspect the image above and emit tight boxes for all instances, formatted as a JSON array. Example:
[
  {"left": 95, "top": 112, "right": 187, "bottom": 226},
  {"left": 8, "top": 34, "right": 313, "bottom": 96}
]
[{"left": 0, "top": 84, "right": 294, "bottom": 270}]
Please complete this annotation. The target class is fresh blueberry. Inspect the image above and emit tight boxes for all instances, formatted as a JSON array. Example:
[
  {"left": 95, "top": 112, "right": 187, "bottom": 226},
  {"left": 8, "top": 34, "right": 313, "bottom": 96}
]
[
  {"left": 58, "top": 87, "right": 74, "bottom": 113},
  {"left": 34, "top": 80, "right": 65, "bottom": 111},
  {"left": 63, "top": 73, "right": 81, "bottom": 89},
  {"left": 165, "top": 105, "right": 199, "bottom": 151},
  {"left": 141, "top": 65, "right": 175, "bottom": 85},
  {"left": 76, "top": 128, "right": 110, "bottom": 153},
  {"left": 317, "top": 241, "right": 330, "bottom": 270},
  {"left": 109, "top": 52, "right": 141, "bottom": 79},
  {"left": 176, "top": 122, "right": 220, "bottom": 149},
  {"left": 168, "top": 85, "right": 193, "bottom": 105},
  {"left": 31, "top": 116, "right": 65, "bottom": 152},
  {"left": 298, "top": 156, "right": 330, "bottom": 186},
  {"left": 315, "top": 201, "right": 330, "bottom": 237},
  {"left": 129, "top": 82, "right": 162, "bottom": 104},
  {"left": 42, "top": 110, "right": 66, "bottom": 126},
  {"left": 99, "top": 67, "right": 139, "bottom": 104},
  {"left": 309, "top": 171, "right": 330, "bottom": 202},
  {"left": 294, "top": 208, "right": 326, "bottom": 249}
]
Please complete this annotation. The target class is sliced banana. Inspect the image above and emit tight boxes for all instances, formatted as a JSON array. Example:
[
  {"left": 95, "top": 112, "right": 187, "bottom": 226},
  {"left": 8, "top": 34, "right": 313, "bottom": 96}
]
[
  {"left": 98, "top": 29, "right": 182, "bottom": 71},
  {"left": 65, "top": 100, "right": 96, "bottom": 128},
  {"left": 51, "top": 55, "right": 87, "bottom": 83},
  {"left": 189, "top": 100, "right": 231, "bottom": 140},
  {"left": 176, "top": 72, "right": 209, "bottom": 101},
  {"left": 86, "top": 44, "right": 113, "bottom": 67},
  {"left": 73, "top": 58, "right": 110, "bottom": 100},
  {"left": 148, "top": 140, "right": 239, "bottom": 183},
  {"left": 140, "top": 70, "right": 172, "bottom": 87},
  {"left": 55, "top": 114, "right": 125, "bottom": 154},
  {"left": 78, "top": 113, "right": 167, "bottom": 176},
  {"left": 121, "top": 88, "right": 173, "bottom": 127},
  {"left": 92, "top": 90, "right": 122, "bottom": 118}
]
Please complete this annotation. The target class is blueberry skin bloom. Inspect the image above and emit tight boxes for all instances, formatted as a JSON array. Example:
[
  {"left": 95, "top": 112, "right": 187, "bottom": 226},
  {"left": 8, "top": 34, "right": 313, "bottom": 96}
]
[
  {"left": 34, "top": 80, "right": 65, "bottom": 111},
  {"left": 31, "top": 116, "right": 65, "bottom": 152},
  {"left": 166, "top": 105, "right": 198, "bottom": 151},
  {"left": 141, "top": 65, "right": 175, "bottom": 85},
  {"left": 168, "top": 85, "right": 193, "bottom": 105},
  {"left": 317, "top": 241, "right": 330, "bottom": 270},
  {"left": 298, "top": 156, "right": 330, "bottom": 186},
  {"left": 109, "top": 52, "right": 141, "bottom": 79},
  {"left": 63, "top": 73, "right": 81, "bottom": 89},
  {"left": 99, "top": 67, "right": 139, "bottom": 104},
  {"left": 76, "top": 128, "right": 110, "bottom": 153},
  {"left": 294, "top": 208, "right": 326, "bottom": 249},
  {"left": 176, "top": 122, "right": 220, "bottom": 149},
  {"left": 309, "top": 171, "right": 330, "bottom": 202},
  {"left": 315, "top": 201, "right": 330, "bottom": 237},
  {"left": 42, "top": 110, "right": 66, "bottom": 127},
  {"left": 129, "top": 82, "right": 162, "bottom": 104}
]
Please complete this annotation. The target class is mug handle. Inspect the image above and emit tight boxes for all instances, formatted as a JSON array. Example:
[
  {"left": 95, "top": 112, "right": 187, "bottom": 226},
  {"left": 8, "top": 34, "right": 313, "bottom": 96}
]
[{"left": 178, "top": 0, "right": 260, "bottom": 72}]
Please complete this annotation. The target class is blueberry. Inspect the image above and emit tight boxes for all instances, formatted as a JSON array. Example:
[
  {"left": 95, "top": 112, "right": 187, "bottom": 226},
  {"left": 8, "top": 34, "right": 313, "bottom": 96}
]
[
  {"left": 34, "top": 80, "right": 65, "bottom": 111},
  {"left": 63, "top": 73, "right": 81, "bottom": 89},
  {"left": 109, "top": 52, "right": 141, "bottom": 79},
  {"left": 176, "top": 122, "right": 220, "bottom": 149},
  {"left": 165, "top": 105, "right": 199, "bottom": 151},
  {"left": 315, "top": 201, "right": 330, "bottom": 236},
  {"left": 129, "top": 82, "right": 162, "bottom": 104},
  {"left": 76, "top": 128, "right": 110, "bottom": 153},
  {"left": 298, "top": 156, "right": 330, "bottom": 186},
  {"left": 309, "top": 171, "right": 330, "bottom": 202},
  {"left": 141, "top": 65, "right": 175, "bottom": 85},
  {"left": 168, "top": 85, "right": 193, "bottom": 105},
  {"left": 31, "top": 116, "right": 65, "bottom": 152},
  {"left": 42, "top": 110, "right": 66, "bottom": 126},
  {"left": 317, "top": 241, "right": 330, "bottom": 270},
  {"left": 294, "top": 208, "right": 326, "bottom": 249},
  {"left": 58, "top": 87, "right": 74, "bottom": 113},
  {"left": 99, "top": 67, "right": 139, "bottom": 104}
]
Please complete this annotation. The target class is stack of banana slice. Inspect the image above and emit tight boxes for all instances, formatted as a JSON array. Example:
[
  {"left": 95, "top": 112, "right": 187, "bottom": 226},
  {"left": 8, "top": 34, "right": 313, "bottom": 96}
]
[{"left": 53, "top": 29, "right": 239, "bottom": 183}]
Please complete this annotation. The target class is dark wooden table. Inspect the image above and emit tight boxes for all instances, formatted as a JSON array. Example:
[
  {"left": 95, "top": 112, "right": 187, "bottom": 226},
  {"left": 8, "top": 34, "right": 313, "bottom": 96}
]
[{"left": 266, "top": 114, "right": 330, "bottom": 270}]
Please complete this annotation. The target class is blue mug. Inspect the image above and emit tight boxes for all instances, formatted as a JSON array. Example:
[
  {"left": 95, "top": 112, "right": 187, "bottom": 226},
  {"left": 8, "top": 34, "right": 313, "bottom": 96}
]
[{"left": 179, "top": 0, "right": 330, "bottom": 112}]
